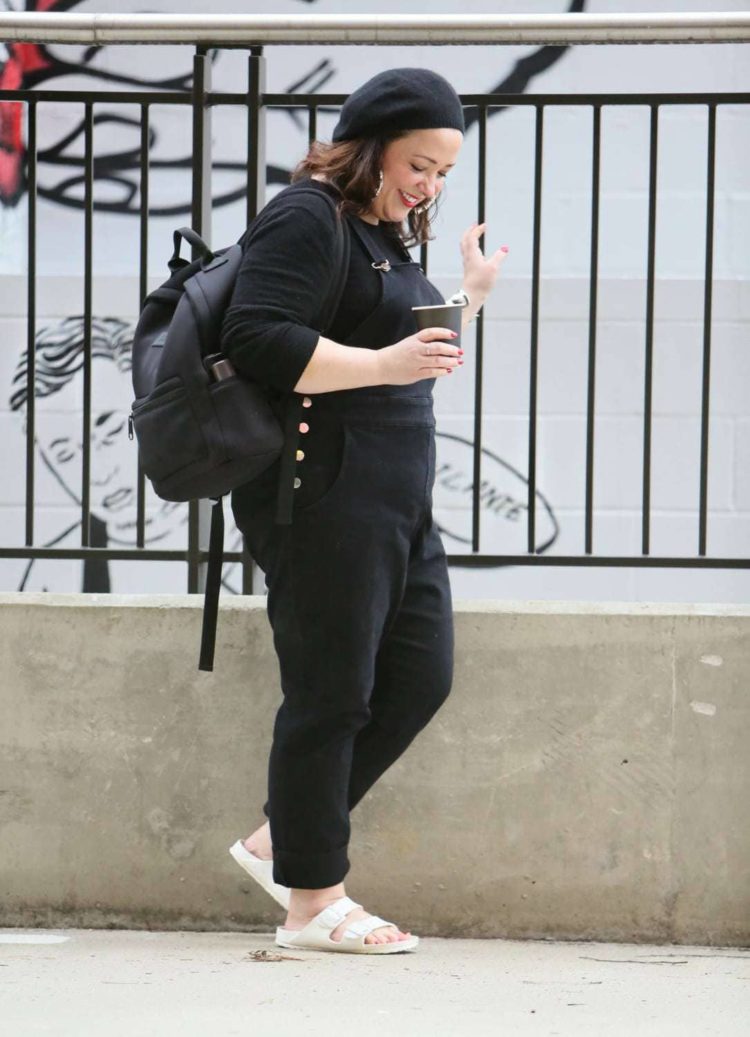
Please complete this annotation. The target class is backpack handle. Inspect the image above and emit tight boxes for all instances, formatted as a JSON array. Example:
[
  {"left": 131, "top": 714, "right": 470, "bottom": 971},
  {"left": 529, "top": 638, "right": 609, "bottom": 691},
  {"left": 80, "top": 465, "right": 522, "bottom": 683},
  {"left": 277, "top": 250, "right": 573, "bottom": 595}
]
[{"left": 169, "top": 227, "right": 214, "bottom": 271}]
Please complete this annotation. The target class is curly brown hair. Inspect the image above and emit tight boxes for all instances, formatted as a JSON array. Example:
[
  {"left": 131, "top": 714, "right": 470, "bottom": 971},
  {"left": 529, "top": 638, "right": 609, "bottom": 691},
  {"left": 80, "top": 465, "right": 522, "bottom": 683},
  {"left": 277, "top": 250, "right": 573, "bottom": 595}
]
[{"left": 290, "top": 133, "right": 441, "bottom": 249}]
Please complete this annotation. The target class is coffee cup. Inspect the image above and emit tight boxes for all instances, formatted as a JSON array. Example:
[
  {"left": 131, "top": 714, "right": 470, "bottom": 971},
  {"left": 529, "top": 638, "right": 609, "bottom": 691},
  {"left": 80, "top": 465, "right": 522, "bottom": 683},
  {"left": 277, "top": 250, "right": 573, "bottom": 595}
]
[{"left": 411, "top": 302, "right": 464, "bottom": 349}]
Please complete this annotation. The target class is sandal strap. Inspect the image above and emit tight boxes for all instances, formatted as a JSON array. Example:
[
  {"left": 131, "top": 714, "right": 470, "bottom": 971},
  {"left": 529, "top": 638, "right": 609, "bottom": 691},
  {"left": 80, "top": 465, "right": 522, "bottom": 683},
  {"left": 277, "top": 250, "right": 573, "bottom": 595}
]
[
  {"left": 314, "top": 895, "right": 362, "bottom": 931},
  {"left": 343, "top": 915, "right": 393, "bottom": 938}
]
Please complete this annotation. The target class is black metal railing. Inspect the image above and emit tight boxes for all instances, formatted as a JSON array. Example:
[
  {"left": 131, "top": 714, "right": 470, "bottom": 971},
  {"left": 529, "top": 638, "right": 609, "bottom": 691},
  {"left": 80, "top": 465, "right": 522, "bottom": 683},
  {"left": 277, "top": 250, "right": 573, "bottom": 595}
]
[{"left": 1, "top": 36, "right": 748, "bottom": 592}]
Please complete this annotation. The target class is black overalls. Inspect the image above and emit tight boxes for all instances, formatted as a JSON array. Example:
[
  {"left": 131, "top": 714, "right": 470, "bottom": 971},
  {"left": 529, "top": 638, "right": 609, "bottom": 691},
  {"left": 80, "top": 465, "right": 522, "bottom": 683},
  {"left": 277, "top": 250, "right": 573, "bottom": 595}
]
[{"left": 232, "top": 214, "right": 455, "bottom": 890}]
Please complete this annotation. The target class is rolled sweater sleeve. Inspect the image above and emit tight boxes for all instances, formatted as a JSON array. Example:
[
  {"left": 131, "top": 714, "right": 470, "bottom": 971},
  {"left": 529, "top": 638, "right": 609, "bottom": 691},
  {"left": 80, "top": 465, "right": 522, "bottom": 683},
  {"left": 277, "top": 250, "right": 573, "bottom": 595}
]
[{"left": 220, "top": 194, "right": 339, "bottom": 393}]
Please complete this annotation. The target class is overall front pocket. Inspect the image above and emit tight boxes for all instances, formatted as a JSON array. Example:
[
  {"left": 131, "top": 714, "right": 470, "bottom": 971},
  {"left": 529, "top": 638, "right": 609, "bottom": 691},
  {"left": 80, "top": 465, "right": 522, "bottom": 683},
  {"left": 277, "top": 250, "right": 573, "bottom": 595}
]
[{"left": 293, "top": 415, "right": 351, "bottom": 515}]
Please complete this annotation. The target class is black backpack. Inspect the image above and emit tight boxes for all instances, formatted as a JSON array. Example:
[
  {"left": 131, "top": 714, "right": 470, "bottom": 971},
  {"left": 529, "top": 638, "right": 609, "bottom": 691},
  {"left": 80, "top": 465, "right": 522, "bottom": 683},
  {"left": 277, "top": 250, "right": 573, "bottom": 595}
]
[{"left": 129, "top": 188, "right": 351, "bottom": 671}]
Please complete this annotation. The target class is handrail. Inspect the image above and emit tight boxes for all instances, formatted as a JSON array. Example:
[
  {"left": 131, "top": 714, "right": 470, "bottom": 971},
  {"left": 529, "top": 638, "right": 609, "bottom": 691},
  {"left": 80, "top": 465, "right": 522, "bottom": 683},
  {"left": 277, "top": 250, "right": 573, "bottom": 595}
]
[{"left": 0, "top": 12, "right": 749, "bottom": 46}]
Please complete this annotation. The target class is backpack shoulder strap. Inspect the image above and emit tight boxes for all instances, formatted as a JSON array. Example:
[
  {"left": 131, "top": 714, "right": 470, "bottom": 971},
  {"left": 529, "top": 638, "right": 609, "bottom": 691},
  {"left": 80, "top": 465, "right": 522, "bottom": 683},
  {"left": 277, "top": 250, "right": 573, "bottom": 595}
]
[
  {"left": 273, "top": 196, "right": 350, "bottom": 527},
  {"left": 317, "top": 195, "right": 351, "bottom": 335},
  {"left": 196, "top": 190, "right": 350, "bottom": 671},
  {"left": 282, "top": 185, "right": 351, "bottom": 333}
]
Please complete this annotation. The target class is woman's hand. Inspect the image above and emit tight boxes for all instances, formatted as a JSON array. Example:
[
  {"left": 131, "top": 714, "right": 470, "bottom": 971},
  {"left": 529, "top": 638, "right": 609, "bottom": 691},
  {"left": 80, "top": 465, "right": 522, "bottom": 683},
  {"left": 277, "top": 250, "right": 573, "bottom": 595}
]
[
  {"left": 460, "top": 222, "right": 509, "bottom": 303},
  {"left": 376, "top": 328, "right": 463, "bottom": 385}
]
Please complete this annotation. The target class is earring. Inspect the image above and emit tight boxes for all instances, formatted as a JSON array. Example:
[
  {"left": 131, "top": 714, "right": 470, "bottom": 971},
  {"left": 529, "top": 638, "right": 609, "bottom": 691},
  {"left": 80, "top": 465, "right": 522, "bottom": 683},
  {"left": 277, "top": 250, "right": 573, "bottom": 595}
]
[{"left": 373, "top": 170, "right": 384, "bottom": 198}]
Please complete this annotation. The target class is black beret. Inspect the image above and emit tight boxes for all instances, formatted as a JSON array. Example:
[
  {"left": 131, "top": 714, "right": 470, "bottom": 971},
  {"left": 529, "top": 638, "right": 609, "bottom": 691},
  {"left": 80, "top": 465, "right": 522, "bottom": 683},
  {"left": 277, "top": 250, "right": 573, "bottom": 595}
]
[{"left": 332, "top": 67, "right": 465, "bottom": 143}]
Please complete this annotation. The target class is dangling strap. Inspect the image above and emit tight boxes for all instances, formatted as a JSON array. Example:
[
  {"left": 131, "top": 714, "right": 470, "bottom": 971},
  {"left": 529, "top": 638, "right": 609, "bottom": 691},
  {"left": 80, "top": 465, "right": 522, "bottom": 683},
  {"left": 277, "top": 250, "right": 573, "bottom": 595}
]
[{"left": 198, "top": 497, "right": 225, "bottom": 672}]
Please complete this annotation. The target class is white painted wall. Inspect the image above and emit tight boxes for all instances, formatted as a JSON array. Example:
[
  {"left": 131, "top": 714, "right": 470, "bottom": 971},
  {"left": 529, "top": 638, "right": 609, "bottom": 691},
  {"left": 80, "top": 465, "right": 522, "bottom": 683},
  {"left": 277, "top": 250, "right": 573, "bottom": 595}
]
[{"left": 0, "top": 0, "right": 747, "bottom": 601}]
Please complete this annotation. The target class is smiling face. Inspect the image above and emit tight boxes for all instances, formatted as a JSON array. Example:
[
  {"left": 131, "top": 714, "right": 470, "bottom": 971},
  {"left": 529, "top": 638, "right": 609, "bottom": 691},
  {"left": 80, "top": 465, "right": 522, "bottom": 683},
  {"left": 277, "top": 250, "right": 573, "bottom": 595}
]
[{"left": 361, "top": 127, "right": 464, "bottom": 225}]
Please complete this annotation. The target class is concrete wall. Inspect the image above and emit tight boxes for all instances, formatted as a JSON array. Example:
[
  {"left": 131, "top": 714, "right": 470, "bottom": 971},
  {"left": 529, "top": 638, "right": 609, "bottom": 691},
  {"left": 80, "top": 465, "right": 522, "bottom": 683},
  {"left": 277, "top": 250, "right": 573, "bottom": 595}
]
[{"left": 0, "top": 592, "right": 748, "bottom": 946}]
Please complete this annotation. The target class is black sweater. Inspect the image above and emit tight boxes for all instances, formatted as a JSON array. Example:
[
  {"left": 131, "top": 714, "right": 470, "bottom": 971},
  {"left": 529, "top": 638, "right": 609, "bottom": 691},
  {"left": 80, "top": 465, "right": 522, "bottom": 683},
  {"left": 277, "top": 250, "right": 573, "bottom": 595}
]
[{"left": 220, "top": 177, "right": 414, "bottom": 394}]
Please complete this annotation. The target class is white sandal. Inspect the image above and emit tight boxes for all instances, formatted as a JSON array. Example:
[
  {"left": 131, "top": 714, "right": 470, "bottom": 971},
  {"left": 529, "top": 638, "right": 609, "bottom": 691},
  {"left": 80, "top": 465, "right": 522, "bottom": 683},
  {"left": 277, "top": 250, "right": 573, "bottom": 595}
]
[
  {"left": 228, "top": 840, "right": 290, "bottom": 909},
  {"left": 275, "top": 895, "right": 419, "bottom": 954}
]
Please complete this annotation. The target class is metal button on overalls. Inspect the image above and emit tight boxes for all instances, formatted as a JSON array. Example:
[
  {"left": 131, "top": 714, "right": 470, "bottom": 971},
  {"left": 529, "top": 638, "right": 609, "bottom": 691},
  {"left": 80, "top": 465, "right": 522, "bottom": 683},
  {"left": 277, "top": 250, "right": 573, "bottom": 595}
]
[{"left": 232, "top": 214, "right": 455, "bottom": 890}]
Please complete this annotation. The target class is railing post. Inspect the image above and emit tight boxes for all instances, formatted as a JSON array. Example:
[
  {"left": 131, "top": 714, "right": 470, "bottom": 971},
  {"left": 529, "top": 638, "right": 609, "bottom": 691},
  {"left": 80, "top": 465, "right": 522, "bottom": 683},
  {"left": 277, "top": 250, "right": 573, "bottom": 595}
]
[
  {"left": 187, "top": 46, "right": 213, "bottom": 595},
  {"left": 247, "top": 45, "right": 266, "bottom": 224}
]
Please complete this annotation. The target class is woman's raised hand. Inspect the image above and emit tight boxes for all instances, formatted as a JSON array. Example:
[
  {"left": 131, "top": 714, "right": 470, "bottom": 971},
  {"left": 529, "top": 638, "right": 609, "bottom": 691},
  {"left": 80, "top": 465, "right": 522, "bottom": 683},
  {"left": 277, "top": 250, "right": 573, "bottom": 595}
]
[
  {"left": 376, "top": 328, "right": 463, "bottom": 385},
  {"left": 460, "top": 222, "right": 509, "bottom": 301}
]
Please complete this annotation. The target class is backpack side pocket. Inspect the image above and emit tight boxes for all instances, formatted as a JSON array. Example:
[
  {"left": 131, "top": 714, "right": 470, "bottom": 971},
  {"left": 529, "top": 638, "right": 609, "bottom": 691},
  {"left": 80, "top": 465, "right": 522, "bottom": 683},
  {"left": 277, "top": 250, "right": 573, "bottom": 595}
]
[{"left": 131, "top": 376, "right": 208, "bottom": 484}]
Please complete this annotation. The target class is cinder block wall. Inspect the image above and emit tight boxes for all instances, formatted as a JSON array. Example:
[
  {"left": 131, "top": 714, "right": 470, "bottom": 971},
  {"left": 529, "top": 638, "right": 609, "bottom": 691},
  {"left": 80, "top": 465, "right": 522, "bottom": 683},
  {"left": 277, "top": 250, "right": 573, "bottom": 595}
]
[{"left": 1, "top": 592, "right": 748, "bottom": 946}]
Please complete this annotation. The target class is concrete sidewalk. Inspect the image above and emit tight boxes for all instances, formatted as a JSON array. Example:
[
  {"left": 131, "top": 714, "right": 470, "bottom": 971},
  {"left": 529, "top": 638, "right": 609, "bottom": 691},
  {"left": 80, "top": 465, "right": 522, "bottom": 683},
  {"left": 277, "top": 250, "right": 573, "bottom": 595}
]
[{"left": 0, "top": 928, "right": 747, "bottom": 1036}]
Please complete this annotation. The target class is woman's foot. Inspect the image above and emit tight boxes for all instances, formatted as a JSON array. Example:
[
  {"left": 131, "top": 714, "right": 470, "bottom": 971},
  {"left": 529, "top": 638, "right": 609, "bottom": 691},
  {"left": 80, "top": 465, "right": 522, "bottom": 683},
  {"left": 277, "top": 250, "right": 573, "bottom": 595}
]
[
  {"left": 243, "top": 821, "right": 273, "bottom": 861},
  {"left": 243, "top": 826, "right": 410, "bottom": 944},
  {"left": 285, "top": 886, "right": 411, "bottom": 946}
]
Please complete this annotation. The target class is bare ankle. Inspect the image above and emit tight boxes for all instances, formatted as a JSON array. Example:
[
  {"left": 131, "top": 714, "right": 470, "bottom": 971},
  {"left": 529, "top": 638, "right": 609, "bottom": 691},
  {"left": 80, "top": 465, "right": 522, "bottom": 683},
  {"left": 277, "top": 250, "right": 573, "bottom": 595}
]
[
  {"left": 288, "top": 883, "right": 345, "bottom": 912},
  {"left": 291, "top": 882, "right": 345, "bottom": 897},
  {"left": 243, "top": 820, "right": 273, "bottom": 859}
]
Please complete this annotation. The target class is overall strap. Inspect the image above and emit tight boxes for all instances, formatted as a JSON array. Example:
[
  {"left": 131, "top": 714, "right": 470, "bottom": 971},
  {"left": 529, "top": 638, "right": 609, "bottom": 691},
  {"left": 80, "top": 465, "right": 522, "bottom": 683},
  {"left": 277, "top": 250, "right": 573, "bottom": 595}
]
[{"left": 346, "top": 215, "right": 415, "bottom": 269}]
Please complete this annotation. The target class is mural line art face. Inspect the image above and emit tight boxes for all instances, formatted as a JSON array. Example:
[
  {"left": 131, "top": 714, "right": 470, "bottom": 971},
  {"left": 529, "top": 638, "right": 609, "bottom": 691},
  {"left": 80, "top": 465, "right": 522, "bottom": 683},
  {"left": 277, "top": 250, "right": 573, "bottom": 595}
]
[{"left": 10, "top": 314, "right": 186, "bottom": 546}]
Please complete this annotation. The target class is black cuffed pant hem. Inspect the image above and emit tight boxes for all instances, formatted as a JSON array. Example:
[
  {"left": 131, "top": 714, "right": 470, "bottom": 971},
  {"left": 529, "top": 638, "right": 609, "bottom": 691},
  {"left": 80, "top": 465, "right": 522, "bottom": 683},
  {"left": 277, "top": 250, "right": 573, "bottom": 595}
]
[{"left": 272, "top": 843, "right": 351, "bottom": 890}]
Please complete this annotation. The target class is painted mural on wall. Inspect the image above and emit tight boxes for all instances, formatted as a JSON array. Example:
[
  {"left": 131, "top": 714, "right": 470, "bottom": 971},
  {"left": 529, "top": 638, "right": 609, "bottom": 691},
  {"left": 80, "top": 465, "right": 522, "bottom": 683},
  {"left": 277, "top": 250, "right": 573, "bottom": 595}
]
[
  {"left": 7, "top": 315, "right": 189, "bottom": 592},
  {"left": 1, "top": 0, "right": 585, "bottom": 213},
  {"left": 0, "top": 0, "right": 608, "bottom": 593}
]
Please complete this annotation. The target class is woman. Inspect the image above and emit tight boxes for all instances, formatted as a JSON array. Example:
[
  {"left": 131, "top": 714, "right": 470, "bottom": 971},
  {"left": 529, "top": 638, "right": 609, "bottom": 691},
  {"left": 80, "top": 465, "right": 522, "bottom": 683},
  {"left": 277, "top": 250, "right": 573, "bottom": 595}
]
[{"left": 222, "top": 68, "right": 509, "bottom": 955}]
